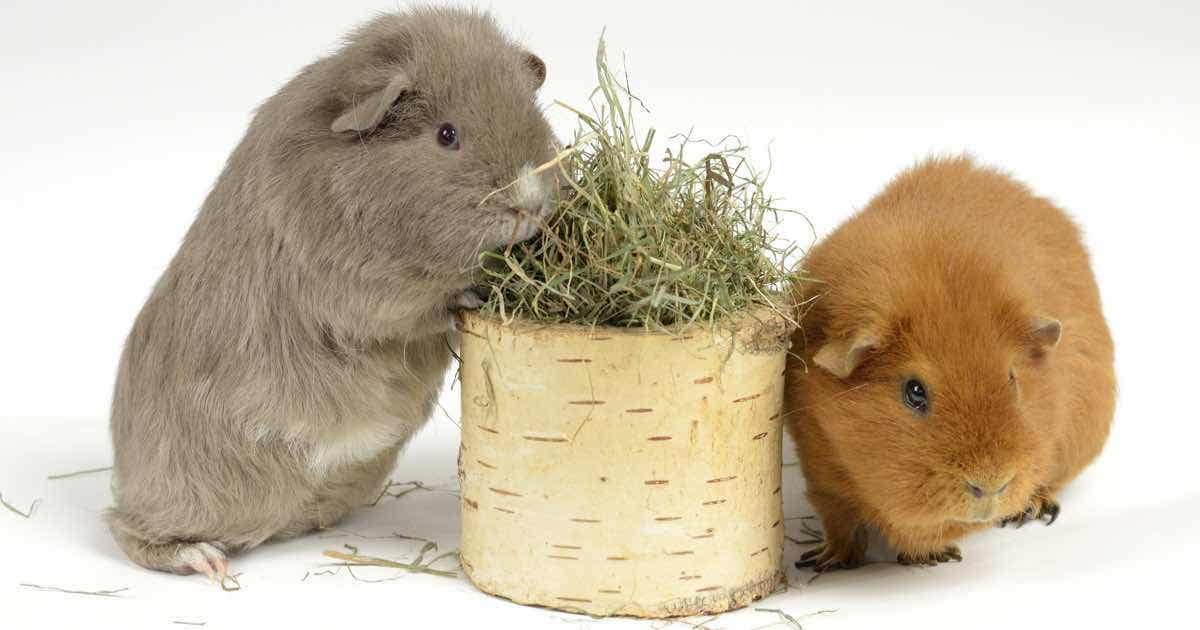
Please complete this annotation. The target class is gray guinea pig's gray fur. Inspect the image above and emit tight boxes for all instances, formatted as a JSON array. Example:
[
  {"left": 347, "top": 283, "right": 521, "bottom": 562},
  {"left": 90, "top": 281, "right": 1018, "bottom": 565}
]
[{"left": 107, "top": 7, "right": 557, "bottom": 578}]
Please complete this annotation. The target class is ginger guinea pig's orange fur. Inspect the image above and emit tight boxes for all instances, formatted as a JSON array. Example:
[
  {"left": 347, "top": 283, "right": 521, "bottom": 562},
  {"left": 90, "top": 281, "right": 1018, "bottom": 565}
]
[{"left": 785, "top": 156, "right": 1114, "bottom": 570}]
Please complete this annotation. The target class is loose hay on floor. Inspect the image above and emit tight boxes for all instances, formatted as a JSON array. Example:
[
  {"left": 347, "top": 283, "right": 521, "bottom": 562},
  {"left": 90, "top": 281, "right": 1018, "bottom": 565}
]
[
  {"left": 321, "top": 544, "right": 459, "bottom": 580},
  {"left": 1, "top": 492, "right": 39, "bottom": 518},
  {"left": 20, "top": 583, "right": 128, "bottom": 598}
]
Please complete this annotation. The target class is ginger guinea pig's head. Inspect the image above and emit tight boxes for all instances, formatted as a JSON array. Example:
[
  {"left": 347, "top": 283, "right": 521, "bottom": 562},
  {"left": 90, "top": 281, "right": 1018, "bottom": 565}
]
[{"left": 805, "top": 248, "right": 1063, "bottom": 527}]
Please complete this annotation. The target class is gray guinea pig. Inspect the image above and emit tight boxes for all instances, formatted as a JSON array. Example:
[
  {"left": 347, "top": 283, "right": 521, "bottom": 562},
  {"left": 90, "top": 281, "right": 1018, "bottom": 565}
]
[{"left": 106, "top": 7, "right": 557, "bottom": 579}]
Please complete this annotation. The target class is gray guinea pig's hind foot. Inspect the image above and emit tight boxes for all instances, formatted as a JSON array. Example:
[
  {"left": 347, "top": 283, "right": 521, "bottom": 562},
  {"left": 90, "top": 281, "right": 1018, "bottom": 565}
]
[
  {"left": 135, "top": 539, "right": 233, "bottom": 586},
  {"left": 109, "top": 513, "right": 235, "bottom": 585},
  {"left": 175, "top": 542, "right": 232, "bottom": 584}
]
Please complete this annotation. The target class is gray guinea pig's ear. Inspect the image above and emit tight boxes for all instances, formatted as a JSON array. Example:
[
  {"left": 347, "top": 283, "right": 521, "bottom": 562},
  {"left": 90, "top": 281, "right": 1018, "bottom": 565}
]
[
  {"left": 331, "top": 71, "right": 411, "bottom": 133},
  {"left": 813, "top": 334, "right": 878, "bottom": 379},
  {"left": 524, "top": 53, "right": 546, "bottom": 90}
]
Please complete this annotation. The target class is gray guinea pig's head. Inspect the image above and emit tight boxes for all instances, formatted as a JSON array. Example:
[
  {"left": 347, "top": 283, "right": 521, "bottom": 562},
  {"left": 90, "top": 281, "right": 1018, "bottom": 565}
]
[{"left": 260, "top": 8, "right": 558, "bottom": 281}]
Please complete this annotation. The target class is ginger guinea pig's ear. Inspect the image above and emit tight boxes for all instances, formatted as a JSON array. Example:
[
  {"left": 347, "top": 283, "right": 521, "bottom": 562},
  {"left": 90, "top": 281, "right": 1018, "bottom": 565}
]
[
  {"left": 1028, "top": 316, "right": 1063, "bottom": 353},
  {"left": 813, "top": 334, "right": 878, "bottom": 379},
  {"left": 331, "top": 72, "right": 411, "bottom": 133},
  {"left": 523, "top": 52, "right": 546, "bottom": 90}
]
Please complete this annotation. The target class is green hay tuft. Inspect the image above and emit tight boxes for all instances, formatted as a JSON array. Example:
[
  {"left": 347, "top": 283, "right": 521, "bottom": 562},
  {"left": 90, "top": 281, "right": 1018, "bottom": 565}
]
[{"left": 478, "top": 37, "right": 802, "bottom": 332}]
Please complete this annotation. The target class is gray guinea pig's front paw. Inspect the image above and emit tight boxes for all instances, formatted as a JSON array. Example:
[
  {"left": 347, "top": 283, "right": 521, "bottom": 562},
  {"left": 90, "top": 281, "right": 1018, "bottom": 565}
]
[
  {"left": 447, "top": 289, "right": 486, "bottom": 332},
  {"left": 452, "top": 289, "right": 485, "bottom": 311}
]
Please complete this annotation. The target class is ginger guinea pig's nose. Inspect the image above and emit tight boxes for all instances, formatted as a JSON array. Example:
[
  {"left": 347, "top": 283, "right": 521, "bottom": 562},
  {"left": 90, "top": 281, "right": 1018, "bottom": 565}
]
[{"left": 964, "top": 475, "right": 1013, "bottom": 499}]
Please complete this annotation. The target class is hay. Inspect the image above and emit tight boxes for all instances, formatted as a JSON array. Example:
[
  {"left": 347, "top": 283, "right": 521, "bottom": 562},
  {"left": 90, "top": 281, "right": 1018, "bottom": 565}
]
[
  {"left": 20, "top": 583, "right": 128, "bottom": 598},
  {"left": 751, "top": 608, "right": 838, "bottom": 630},
  {"left": 321, "top": 542, "right": 459, "bottom": 579},
  {"left": 785, "top": 514, "right": 824, "bottom": 542},
  {"left": 217, "top": 573, "right": 242, "bottom": 592},
  {"left": 1, "top": 492, "right": 39, "bottom": 518},
  {"left": 369, "top": 479, "right": 430, "bottom": 506},
  {"left": 478, "top": 36, "right": 800, "bottom": 332},
  {"left": 369, "top": 479, "right": 459, "bottom": 506},
  {"left": 47, "top": 465, "right": 112, "bottom": 480},
  {"left": 753, "top": 607, "right": 804, "bottom": 629},
  {"left": 321, "top": 550, "right": 458, "bottom": 579}
]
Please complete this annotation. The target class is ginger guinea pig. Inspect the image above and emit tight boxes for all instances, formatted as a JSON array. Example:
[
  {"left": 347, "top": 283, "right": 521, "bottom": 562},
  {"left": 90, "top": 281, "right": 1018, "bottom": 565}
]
[
  {"left": 784, "top": 156, "right": 1115, "bottom": 571},
  {"left": 107, "top": 8, "right": 557, "bottom": 580}
]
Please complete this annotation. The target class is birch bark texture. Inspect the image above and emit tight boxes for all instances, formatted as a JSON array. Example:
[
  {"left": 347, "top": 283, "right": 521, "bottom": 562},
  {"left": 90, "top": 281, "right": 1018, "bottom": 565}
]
[{"left": 458, "top": 310, "right": 791, "bottom": 617}]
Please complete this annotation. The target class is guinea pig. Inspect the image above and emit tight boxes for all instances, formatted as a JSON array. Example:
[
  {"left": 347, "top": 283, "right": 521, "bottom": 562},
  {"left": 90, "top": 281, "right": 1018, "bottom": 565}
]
[
  {"left": 106, "top": 8, "right": 557, "bottom": 580},
  {"left": 784, "top": 156, "right": 1115, "bottom": 571}
]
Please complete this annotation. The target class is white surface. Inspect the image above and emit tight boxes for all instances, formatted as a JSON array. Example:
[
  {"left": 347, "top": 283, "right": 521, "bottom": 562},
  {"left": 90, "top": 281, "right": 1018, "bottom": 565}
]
[{"left": 2, "top": 1, "right": 1198, "bottom": 628}]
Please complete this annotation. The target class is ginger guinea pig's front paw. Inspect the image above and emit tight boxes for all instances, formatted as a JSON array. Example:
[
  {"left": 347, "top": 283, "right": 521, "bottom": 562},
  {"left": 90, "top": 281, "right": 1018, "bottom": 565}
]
[
  {"left": 998, "top": 492, "right": 1061, "bottom": 528},
  {"left": 795, "top": 542, "right": 866, "bottom": 573}
]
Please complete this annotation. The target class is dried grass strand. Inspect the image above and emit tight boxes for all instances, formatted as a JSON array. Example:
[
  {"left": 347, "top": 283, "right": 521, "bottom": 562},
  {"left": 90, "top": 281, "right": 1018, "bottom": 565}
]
[
  {"left": 1, "top": 492, "right": 39, "bottom": 518},
  {"left": 321, "top": 548, "right": 459, "bottom": 579},
  {"left": 47, "top": 466, "right": 112, "bottom": 480},
  {"left": 20, "top": 583, "right": 128, "bottom": 598}
]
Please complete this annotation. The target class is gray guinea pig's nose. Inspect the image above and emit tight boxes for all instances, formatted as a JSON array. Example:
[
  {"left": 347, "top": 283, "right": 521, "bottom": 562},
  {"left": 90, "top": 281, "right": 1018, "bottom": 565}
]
[
  {"left": 511, "top": 163, "right": 548, "bottom": 215},
  {"left": 965, "top": 476, "right": 1012, "bottom": 498}
]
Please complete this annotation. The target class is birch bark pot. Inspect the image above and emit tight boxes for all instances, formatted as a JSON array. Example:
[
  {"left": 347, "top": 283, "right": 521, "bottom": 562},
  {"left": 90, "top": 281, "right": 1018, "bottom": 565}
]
[{"left": 457, "top": 308, "right": 792, "bottom": 618}]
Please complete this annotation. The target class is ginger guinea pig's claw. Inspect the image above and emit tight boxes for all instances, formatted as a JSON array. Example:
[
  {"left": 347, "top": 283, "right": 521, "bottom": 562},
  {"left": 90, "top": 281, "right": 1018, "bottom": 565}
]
[
  {"left": 795, "top": 544, "right": 865, "bottom": 573},
  {"left": 1040, "top": 500, "right": 1061, "bottom": 525}
]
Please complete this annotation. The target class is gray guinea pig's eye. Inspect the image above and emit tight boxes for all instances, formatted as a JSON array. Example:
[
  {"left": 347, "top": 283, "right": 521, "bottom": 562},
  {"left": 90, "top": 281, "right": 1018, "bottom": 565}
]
[
  {"left": 902, "top": 378, "right": 929, "bottom": 415},
  {"left": 437, "top": 123, "right": 459, "bottom": 149}
]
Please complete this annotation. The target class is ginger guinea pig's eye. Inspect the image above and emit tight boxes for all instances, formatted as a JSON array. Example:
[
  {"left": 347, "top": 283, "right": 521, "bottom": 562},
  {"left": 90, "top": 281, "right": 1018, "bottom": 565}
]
[
  {"left": 436, "top": 123, "right": 460, "bottom": 150},
  {"left": 902, "top": 378, "right": 930, "bottom": 415},
  {"left": 1008, "top": 368, "right": 1017, "bottom": 385}
]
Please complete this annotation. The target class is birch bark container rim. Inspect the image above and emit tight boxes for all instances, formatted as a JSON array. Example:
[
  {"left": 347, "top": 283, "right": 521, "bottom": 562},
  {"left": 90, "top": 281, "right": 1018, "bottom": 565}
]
[
  {"left": 461, "top": 303, "right": 794, "bottom": 351},
  {"left": 457, "top": 306, "right": 793, "bottom": 618}
]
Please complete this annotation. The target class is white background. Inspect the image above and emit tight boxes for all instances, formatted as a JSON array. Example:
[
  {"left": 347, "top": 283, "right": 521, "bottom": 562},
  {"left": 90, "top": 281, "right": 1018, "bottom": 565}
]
[{"left": 2, "top": 1, "right": 1197, "bottom": 628}]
